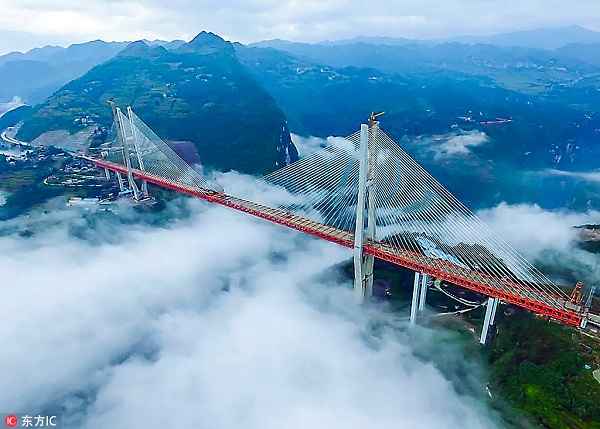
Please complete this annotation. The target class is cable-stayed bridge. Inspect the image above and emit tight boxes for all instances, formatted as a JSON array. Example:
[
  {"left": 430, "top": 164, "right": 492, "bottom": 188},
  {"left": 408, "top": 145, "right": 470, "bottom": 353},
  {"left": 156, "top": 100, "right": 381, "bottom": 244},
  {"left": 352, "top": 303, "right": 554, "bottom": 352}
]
[{"left": 84, "top": 104, "right": 592, "bottom": 342}]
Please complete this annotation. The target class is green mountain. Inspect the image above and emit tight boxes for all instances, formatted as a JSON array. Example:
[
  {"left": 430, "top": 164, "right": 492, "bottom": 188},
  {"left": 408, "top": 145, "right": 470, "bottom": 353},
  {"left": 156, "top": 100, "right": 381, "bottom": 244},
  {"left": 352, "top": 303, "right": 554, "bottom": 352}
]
[
  {"left": 17, "top": 32, "right": 297, "bottom": 175},
  {"left": 235, "top": 42, "right": 600, "bottom": 210}
]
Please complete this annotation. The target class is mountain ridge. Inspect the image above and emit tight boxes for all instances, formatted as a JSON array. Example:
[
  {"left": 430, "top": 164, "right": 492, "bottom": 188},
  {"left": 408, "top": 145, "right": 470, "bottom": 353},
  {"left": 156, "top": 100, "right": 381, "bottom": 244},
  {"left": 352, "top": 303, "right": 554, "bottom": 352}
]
[
  {"left": 16, "top": 33, "right": 298, "bottom": 175},
  {"left": 251, "top": 25, "right": 600, "bottom": 50}
]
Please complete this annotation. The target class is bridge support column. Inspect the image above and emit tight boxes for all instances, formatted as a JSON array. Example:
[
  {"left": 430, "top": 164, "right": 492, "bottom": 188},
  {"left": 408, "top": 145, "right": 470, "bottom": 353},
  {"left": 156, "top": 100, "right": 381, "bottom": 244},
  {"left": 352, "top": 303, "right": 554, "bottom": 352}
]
[
  {"left": 410, "top": 272, "right": 421, "bottom": 325},
  {"left": 128, "top": 106, "right": 149, "bottom": 198},
  {"left": 116, "top": 172, "right": 125, "bottom": 192},
  {"left": 363, "top": 122, "right": 378, "bottom": 299},
  {"left": 489, "top": 296, "right": 499, "bottom": 327},
  {"left": 418, "top": 273, "right": 429, "bottom": 312},
  {"left": 353, "top": 124, "right": 369, "bottom": 303},
  {"left": 410, "top": 272, "right": 429, "bottom": 325},
  {"left": 354, "top": 120, "right": 379, "bottom": 303},
  {"left": 123, "top": 143, "right": 141, "bottom": 200},
  {"left": 480, "top": 297, "right": 499, "bottom": 345}
]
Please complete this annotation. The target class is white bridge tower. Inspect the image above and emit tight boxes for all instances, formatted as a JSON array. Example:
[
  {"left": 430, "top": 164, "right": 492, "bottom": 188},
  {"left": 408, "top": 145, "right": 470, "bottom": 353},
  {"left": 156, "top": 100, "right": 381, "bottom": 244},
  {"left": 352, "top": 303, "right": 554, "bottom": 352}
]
[
  {"left": 354, "top": 113, "right": 382, "bottom": 302},
  {"left": 108, "top": 101, "right": 149, "bottom": 201}
]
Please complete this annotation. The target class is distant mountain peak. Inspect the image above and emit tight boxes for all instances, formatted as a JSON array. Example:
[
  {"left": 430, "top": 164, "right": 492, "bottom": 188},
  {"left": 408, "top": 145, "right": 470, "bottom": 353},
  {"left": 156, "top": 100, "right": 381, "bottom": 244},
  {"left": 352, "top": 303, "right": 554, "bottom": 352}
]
[
  {"left": 29, "top": 45, "right": 64, "bottom": 53},
  {"left": 564, "top": 24, "right": 596, "bottom": 32},
  {"left": 76, "top": 39, "right": 106, "bottom": 45},
  {"left": 117, "top": 40, "right": 152, "bottom": 57},
  {"left": 179, "top": 31, "right": 234, "bottom": 55},
  {"left": 190, "top": 31, "right": 225, "bottom": 44}
]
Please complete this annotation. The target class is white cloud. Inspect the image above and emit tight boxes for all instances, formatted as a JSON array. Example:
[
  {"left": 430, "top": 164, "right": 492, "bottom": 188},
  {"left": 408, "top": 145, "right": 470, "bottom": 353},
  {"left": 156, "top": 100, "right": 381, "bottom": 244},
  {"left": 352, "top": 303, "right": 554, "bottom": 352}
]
[
  {"left": 291, "top": 134, "right": 352, "bottom": 158},
  {"left": 542, "top": 168, "right": 600, "bottom": 184},
  {"left": 477, "top": 202, "right": 598, "bottom": 255},
  {"left": 476, "top": 203, "right": 600, "bottom": 287},
  {"left": 431, "top": 131, "right": 490, "bottom": 159},
  {"left": 407, "top": 130, "right": 490, "bottom": 161},
  {"left": 0, "top": 177, "right": 500, "bottom": 428},
  {"left": 291, "top": 133, "right": 326, "bottom": 157},
  {"left": 0, "top": 96, "right": 25, "bottom": 116},
  {"left": 0, "top": 1, "right": 599, "bottom": 54}
]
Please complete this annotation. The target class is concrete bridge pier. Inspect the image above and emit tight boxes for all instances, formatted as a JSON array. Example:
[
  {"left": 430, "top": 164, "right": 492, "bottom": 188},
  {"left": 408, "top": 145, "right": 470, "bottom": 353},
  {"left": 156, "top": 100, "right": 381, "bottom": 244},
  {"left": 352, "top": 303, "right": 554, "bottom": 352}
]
[
  {"left": 418, "top": 273, "right": 429, "bottom": 312},
  {"left": 116, "top": 172, "right": 125, "bottom": 191},
  {"left": 479, "top": 297, "right": 499, "bottom": 345},
  {"left": 410, "top": 272, "right": 429, "bottom": 325}
]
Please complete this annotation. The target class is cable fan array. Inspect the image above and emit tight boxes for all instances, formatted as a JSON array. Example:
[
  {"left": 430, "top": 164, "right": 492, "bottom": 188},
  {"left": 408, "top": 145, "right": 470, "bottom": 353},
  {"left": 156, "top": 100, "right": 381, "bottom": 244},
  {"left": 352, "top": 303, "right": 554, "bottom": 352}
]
[
  {"left": 98, "top": 106, "right": 570, "bottom": 312},
  {"left": 265, "top": 126, "right": 570, "bottom": 309},
  {"left": 104, "top": 107, "right": 221, "bottom": 192}
]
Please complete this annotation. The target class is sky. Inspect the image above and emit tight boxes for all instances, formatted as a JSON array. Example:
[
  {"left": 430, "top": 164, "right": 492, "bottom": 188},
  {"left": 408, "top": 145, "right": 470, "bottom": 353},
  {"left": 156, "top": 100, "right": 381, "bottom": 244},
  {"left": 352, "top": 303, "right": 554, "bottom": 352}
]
[{"left": 0, "top": 0, "right": 599, "bottom": 54}]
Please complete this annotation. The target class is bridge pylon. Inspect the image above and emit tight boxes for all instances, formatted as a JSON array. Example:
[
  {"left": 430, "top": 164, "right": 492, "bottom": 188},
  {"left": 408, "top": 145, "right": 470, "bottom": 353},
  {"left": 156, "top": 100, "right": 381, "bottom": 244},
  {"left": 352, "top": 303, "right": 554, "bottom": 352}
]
[
  {"left": 109, "top": 101, "right": 149, "bottom": 201},
  {"left": 354, "top": 115, "right": 380, "bottom": 303},
  {"left": 127, "top": 106, "right": 149, "bottom": 197}
]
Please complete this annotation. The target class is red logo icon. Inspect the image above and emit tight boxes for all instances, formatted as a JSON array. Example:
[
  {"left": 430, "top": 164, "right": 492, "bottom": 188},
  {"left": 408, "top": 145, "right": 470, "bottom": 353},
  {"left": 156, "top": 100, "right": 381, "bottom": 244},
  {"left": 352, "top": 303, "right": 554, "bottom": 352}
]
[{"left": 5, "top": 415, "right": 18, "bottom": 427}]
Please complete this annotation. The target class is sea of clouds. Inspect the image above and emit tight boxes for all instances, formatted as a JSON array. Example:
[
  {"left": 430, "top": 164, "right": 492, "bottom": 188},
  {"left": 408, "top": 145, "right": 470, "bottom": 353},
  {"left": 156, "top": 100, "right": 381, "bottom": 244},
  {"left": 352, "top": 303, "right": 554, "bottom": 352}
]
[{"left": 0, "top": 171, "right": 502, "bottom": 428}]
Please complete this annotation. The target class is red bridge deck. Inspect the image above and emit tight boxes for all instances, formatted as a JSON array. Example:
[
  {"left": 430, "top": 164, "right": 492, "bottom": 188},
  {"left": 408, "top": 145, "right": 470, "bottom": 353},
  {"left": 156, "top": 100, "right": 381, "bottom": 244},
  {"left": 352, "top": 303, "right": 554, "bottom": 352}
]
[{"left": 93, "top": 158, "right": 582, "bottom": 327}]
